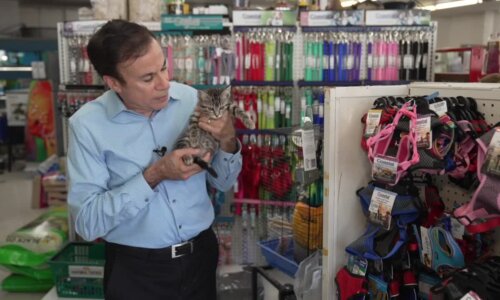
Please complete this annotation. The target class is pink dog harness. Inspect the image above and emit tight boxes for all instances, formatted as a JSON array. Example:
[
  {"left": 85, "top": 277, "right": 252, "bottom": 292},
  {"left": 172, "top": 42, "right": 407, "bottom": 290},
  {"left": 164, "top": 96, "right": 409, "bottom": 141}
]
[
  {"left": 366, "top": 102, "right": 420, "bottom": 185},
  {"left": 454, "top": 127, "right": 500, "bottom": 233}
]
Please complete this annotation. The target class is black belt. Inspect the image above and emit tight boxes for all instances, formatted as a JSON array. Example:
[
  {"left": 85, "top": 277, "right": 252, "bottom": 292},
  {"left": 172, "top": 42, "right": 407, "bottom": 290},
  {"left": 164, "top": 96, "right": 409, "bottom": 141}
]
[{"left": 106, "top": 228, "right": 211, "bottom": 260}]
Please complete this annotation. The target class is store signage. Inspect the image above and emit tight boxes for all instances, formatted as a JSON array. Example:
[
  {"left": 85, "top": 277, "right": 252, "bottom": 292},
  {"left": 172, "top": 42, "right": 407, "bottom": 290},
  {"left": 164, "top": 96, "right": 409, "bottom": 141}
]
[
  {"left": 63, "top": 21, "right": 106, "bottom": 36},
  {"left": 161, "top": 15, "right": 223, "bottom": 30},
  {"left": 69, "top": 265, "right": 104, "bottom": 278},
  {"left": 300, "top": 10, "right": 365, "bottom": 27},
  {"left": 365, "top": 10, "right": 431, "bottom": 26},
  {"left": 232, "top": 10, "right": 297, "bottom": 26}
]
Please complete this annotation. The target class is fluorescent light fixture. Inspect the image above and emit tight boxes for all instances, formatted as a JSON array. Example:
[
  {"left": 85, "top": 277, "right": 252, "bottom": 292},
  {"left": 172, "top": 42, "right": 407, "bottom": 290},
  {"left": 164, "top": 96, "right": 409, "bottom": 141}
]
[
  {"left": 421, "top": 0, "right": 482, "bottom": 11},
  {"left": 341, "top": 0, "right": 366, "bottom": 7}
]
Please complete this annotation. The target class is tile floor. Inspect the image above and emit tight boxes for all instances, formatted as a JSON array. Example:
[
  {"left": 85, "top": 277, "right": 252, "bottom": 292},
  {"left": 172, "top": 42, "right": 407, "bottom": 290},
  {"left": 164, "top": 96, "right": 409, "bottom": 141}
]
[{"left": 0, "top": 170, "right": 48, "bottom": 300}]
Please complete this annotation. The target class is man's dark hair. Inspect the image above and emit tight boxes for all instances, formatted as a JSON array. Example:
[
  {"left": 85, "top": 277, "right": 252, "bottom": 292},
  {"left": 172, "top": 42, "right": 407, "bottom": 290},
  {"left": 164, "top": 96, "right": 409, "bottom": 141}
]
[{"left": 87, "top": 19, "right": 156, "bottom": 84}]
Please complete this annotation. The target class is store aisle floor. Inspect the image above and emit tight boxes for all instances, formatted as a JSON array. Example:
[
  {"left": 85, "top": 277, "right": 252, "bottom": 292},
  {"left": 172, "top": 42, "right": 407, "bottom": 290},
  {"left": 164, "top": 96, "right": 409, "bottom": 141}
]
[{"left": 0, "top": 171, "right": 48, "bottom": 300}]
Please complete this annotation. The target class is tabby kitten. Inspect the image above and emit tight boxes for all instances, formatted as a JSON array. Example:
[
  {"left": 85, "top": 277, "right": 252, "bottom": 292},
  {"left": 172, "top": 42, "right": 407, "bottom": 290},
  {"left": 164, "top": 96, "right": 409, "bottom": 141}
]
[{"left": 174, "top": 86, "right": 255, "bottom": 178}]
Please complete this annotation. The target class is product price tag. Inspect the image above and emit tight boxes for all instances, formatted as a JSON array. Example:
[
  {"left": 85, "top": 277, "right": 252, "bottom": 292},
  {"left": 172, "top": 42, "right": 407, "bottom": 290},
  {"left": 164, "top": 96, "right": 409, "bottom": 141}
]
[
  {"left": 367, "top": 55, "right": 373, "bottom": 68},
  {"left": 451, "top": 217, "right": 465, "bottom": 240},
  {"left": 416, "top": 54, "right": 422, "bottom": 68},
  {"left": 275, "top": 97, "right": 281, "bottom": 112},
  {"left": 346, "top": 55, "right": 354, "bottom": 70},
  {"left": 257, "top": 98, "right": 262, "bottom": 113},
  {"left": 323, "top": 56, "right": 328, "bottom": 69},
  {"left": 280, "top": 99, "right": 286, "bottom": 114},
  {"left": 31, "top": 61, "right": 46, "bottom": 79},
  {"left": 388, "top": 56, "right": 396, "bottom": 67},
  {"left": 329, "top": 55, "right": 335, "bottom": 69},
  {"left": 369, "top": 188, "right": 397, "bottom": 230},
  {"left": 422, "top": 54, "right": 428, "bottom": 68},
  {"left": 429, "top": 101, "right": 448, "bottom": 117},
  {"left": 460, "top": 291, "right": 482, "bottom": 300},
  {"left": 302, "top": 129, "right": 317, "bottom": 171},
  {"left": 378, "top": 56, "right": 387, "bottom": 68},
  {"left": 185, "top": 58, "right": 194, "bottom": 70},
  {"left": 347, "top": 255, "right": 368, "bottom": 276},
  {"left": 372, "top": 156, "right": 398, "bottom": 184},
  {"left": 416, "top": 116, "right": 432, "bottom": 149},
  {"left": 365, "top": 109, "right": 382, "bottom": 137},
  {"left": 245, "top": 54, "right": 251, "bottom": 69},
  {"left": 420, "top": 226, "right": 432, "bottom": 268},
  {"left": 267, "top": 56, "right": 274, "bottom": 69},
  {"left": 481, "top": 128, "right": 500, "bottom": 178},
  {"left": 404, "top": 54, "right": 414, "bottom": 69},
  {"left": 286, "top": 105, "right": 291, "bottom": 119},
  {"left": 307, "top": 56, "right": 315, "bottom": 69}
]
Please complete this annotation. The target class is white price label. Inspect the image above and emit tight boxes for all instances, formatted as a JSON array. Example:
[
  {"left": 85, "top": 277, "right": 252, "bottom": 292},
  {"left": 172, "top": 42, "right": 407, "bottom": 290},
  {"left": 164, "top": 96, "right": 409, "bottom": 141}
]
[
  {"left": 404, "top": 55, "right": 414, "bottom": 69},
  {"left": 245, "top": 54, "right": 251, "bottom": 69},
  {"left": 420, "top": 227, "right": 432, "bottom": 268},
  {"left": 275, "top": 97, "right": 281, "bottom": 112},
  {"left": 69, "top": 266, "right": 104, "bottom": 279},
  {"left": 369, "top": 188, "right": 397, "bottom": 230},
  {"left": 365, "top": 109, "right": 382, "bottom": 137},
  {"left": 429, "top": 101, "right": 448, "bottom": 117},
  {"left": 372, "top": 156, "right": 398, "bottom": 184},
  {"left": 367, "top": 55, "right": 373, "bottom": 68},
  {"left": 346, "top": 55, "right": 354, "bottom": 70},
  {"left": 416, "top": 116, "right": 432, "bottom": 149},
  {"left": 302, "top": 129, "right": 317, "bottom": 171},
  {"left": 378, "top": 56, "right": 387, "bottom": 68}
]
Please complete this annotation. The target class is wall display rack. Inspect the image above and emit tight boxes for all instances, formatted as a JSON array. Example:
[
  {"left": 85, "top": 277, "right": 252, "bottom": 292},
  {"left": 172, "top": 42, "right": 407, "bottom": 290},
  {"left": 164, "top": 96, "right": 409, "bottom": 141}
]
[{"left": 322, "top": 82, "right": 500, "bottom": 299}]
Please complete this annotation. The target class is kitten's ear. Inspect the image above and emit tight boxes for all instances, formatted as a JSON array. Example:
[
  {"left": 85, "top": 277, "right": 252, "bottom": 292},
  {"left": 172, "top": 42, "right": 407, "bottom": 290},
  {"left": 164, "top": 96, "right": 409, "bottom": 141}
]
[{"left": 220, "top": 86, "right": 232, "bottom": 101}]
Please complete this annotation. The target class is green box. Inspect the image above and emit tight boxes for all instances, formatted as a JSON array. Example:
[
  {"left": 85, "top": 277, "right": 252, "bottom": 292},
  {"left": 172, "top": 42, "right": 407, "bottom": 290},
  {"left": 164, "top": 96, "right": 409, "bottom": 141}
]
[
  {"left": 161, "top": 14, "right": 224, "bottom": 30},
  {"left": 48, "top": 242, "right": 105, "bottom": 299}
]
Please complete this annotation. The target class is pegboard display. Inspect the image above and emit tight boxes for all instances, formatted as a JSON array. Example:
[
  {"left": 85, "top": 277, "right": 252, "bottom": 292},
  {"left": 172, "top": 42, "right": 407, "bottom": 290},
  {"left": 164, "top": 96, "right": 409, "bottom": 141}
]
[{"left": 323, "top": 83, "right": 500, "bottom": 300}]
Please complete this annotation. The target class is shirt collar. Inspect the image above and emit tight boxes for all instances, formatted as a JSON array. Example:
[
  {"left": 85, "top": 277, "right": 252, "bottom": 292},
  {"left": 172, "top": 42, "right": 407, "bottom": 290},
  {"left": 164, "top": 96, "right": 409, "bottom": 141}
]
[{"left": 105, "top": 83, "right": 182, "bottom": 120}]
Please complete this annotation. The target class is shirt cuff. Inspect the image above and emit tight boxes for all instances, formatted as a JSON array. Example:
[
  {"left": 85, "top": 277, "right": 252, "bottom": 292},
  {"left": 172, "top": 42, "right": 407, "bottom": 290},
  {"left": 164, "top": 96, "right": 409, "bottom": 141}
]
[{"left": 122, "top": 172, "right": 157, "bottom": 208}]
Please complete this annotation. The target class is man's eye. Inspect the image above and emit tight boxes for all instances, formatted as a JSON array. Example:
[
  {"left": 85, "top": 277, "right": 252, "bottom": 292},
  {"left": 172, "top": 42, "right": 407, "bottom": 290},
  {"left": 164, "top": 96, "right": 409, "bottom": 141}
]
[{"left": 144, "top": 76, "right": 153, "bottom": 82}]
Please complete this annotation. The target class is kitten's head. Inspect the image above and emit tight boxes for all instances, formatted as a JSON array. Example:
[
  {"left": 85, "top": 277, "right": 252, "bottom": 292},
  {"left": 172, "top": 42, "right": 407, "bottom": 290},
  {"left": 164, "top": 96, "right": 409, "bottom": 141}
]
[{"left": 198, "top": 86, "right": 231, "bottom": 119}]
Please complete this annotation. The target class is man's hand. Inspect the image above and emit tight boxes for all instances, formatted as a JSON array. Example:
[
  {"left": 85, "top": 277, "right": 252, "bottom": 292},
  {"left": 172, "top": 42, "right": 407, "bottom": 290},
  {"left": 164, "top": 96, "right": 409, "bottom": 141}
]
[
  {"left": 198, "top": 111, "right": 237, "bottom": 153},
  {"left": 143, "top": 148, "right": 211, "bottom": 188}
]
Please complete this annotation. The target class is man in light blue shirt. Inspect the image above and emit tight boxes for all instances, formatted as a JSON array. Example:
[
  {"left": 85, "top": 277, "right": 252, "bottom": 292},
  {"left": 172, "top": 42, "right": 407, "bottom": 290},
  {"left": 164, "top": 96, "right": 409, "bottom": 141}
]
[{"left": 67, "top": 20, "right": 241, "bottom": 300}]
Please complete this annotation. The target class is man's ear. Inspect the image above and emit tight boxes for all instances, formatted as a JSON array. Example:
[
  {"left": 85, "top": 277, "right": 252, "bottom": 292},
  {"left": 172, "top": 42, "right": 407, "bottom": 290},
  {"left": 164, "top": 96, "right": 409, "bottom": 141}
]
[{"left": 103, "top": 75, "right": 123, "bottom": 93}]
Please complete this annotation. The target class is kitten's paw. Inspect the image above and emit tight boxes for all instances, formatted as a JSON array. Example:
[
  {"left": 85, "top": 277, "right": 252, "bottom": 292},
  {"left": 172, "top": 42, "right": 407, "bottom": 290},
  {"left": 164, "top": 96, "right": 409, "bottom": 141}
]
[{"left": 182, "top": 155, "right": 193, "bottom": 166}]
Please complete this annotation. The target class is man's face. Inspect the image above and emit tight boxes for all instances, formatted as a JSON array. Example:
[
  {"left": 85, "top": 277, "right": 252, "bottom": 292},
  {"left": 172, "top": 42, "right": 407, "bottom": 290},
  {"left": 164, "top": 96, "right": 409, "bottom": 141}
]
[{"left": 107, "top": 39, "right": 170, "bottom": 116}]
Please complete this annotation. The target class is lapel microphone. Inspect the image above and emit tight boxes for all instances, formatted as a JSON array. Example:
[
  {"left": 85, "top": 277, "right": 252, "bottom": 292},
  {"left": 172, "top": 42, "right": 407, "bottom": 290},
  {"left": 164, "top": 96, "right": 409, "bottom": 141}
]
[{"left": 153, "top": 146, "right": 167, "bottom": 157}]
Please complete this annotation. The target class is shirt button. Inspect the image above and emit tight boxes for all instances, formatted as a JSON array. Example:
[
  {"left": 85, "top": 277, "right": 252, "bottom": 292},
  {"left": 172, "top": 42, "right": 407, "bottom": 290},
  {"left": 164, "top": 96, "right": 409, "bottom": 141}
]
[
  {"left": 145, "top": 199, "right": 149, "bottom": 202},
  {"left": 224, "top": 158, "right": 228, "bottom": 161},
  {"left": 172, "top": 199, "right": 176, "bottom": 203},
  {"left": 178, "top": 225, "right": 182, "bottom": 229},
  {"left": 230, "top": 160, "right": 234, "bottom": 164}
]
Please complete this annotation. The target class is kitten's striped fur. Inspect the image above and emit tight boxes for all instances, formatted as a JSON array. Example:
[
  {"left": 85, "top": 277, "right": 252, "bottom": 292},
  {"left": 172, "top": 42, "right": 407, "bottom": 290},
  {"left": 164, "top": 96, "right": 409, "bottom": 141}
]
[{"left": 174, "top": 86, "right": 255, "bottom": 176}]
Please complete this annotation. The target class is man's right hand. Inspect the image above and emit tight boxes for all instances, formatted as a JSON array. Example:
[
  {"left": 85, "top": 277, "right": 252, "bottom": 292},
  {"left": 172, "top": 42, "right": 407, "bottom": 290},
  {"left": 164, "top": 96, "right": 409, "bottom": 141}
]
[{"left": 143, "top": 148, "right": 211, "bottom": 188}]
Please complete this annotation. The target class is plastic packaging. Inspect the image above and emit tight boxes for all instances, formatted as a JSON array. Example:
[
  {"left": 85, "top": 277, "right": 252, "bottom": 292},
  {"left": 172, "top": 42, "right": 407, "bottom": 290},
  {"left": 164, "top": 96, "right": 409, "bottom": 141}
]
[
  {"left": 293, "top": 250, "right": 322, "bottom": 300},
  {"left": 90, "top": 0, "right": 127, "bottom": 20},
  {"left": 0, "top": 209, "right": 68, "bottom": 267},
  {"left": 1, "top": 274, "right": 53, "bottom": 293},
  {"left": 129, "top": 0, "right": 162, "bottom": 22},
  {"left": 2, "top": 263, "right": 53, "bottom": 280}
]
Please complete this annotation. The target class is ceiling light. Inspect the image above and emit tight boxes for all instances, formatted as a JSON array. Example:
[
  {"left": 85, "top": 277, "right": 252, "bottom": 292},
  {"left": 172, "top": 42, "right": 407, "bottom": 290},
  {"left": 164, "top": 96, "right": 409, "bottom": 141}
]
[
  {"left": 341, "top": 0, "right": 366, "bottom": 7},
  {"left": 421, "top": 0, "right": 482, "bottom": 11}
]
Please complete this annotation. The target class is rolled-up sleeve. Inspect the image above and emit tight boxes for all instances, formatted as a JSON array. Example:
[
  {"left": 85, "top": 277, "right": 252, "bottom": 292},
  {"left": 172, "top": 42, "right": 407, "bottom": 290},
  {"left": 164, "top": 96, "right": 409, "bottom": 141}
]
[{"left": 207, "top": 140, "right": 242, "bottom": 191}]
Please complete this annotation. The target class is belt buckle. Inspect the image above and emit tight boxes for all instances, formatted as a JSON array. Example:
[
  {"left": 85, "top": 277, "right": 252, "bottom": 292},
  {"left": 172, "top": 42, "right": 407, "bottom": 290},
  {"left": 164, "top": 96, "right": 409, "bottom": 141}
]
[{"left": 171, "top": 241, "right": 193, "bottom": 259}]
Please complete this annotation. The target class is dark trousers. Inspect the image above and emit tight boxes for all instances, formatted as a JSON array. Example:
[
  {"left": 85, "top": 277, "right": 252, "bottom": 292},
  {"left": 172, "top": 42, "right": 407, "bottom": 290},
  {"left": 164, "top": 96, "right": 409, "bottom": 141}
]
[{"left": 104, "top": 228, "right": 218, "bottom": 300}]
